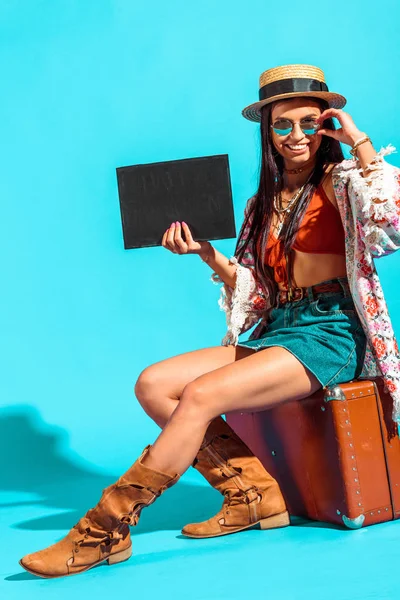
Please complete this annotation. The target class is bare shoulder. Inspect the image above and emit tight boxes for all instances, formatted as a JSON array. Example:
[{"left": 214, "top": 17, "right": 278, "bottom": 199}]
[{"left": 321, "top": 163, "right": 339, "bottom": 210}]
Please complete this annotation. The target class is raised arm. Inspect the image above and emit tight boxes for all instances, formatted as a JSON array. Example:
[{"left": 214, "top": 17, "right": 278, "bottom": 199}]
[
  {"left": 315, "top": 108, "right": 400, "bottom": 259},
  {"left": 333, "top": 146, "right": 400, "bottom": 259},
  {"left": 353, "top": 147, "right": 400, "bottom": 258}
]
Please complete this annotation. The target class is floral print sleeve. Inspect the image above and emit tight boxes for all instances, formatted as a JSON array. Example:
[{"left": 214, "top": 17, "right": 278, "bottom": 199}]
[
  {"left": 211, "top": 196, "right": 271, "bottom": 346},
  {"left": 332, "top": 146, "right": 400, "bottom": 425},
  {"left": 341, "top": 146, "right": 400, "bottom": 260}
]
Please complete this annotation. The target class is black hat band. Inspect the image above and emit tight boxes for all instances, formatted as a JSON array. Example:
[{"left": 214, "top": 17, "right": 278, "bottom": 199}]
[{"left": 259, "top": 78, "right": 329, "bottom": 101}]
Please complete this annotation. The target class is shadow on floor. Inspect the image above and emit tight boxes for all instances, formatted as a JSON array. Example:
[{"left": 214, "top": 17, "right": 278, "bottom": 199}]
[
  {"left": 1, "top": 405, "right": 221, "bottom": 534},
  {"left": 289, "top": 516, "right": 345, "bottom": 531}
]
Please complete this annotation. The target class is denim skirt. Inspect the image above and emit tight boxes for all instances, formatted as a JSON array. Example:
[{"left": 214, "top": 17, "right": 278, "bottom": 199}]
[{"left": 237, "top": 276, "right": 368, "bottom": 389}]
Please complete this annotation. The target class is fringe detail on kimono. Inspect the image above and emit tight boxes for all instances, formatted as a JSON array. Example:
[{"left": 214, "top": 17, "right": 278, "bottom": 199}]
[{"left": 211, "top": 257, "right": 268, "bottom": 346}]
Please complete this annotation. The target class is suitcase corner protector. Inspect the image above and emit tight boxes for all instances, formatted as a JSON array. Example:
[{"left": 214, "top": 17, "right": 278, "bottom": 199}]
[
  {"left": 323, "top": 385, "right": 346, "bottom": 402},
  {"left": 341, "top": 513, "right": 365, "bottom": 529}
]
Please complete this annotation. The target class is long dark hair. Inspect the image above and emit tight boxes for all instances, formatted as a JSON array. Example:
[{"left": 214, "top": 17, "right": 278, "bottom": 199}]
[{"left": 235, "top": 98, "right": 345, "bottom": 307}]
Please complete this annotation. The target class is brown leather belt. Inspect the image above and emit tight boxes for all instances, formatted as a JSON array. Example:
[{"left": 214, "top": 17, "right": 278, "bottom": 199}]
[{"left": 277, "top": 281, "right": 349, "bottom": 306}]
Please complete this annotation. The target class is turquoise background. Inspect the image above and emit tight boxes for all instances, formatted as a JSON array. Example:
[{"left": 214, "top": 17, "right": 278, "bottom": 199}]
[{"left": 1, "top": 1, "right": 399, "bottom": 598}]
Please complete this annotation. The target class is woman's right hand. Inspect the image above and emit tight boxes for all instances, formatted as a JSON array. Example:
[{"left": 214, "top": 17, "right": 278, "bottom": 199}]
[{"left": 162, "top": 221, "right": 212, "bottom": 258}]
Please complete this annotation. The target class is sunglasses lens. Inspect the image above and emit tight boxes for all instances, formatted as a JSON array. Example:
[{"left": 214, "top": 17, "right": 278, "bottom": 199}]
[
  {"left": 300, "top": 120, "right": 320, "bottom": 135},
  {"left": 272, "top": 119, "right": 292, "bottom": 136}
]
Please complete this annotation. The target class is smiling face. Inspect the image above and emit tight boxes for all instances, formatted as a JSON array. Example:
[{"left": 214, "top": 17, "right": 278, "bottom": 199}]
[{"left": 270, "top": 98, "right": 323, "bottom": 169}]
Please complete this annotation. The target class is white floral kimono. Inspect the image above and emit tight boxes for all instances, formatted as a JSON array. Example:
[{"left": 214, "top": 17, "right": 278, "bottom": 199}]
[{"left": 211, "top": 147, "right": 400, "bottom": 424}]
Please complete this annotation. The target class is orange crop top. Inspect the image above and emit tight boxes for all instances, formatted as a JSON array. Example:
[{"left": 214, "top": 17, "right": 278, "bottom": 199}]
[{"left": 260, "top": 183, "right": 346, "bottom": 285}]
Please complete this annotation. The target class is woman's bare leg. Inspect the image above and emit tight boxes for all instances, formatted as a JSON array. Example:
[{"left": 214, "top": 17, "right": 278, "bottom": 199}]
[
  {"left": 134, "top": 344, "right": 255, "bottom": 428},
  {"left": 141, "top": 346, "right": 322, "bottom": 475}
]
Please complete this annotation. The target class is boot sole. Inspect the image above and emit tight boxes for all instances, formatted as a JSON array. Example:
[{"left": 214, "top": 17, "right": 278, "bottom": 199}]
[
  {"left": 182, "top": 511, "right": 291, "bottom": 539},
  {"left": 19, "top": 544, "right": 132, "bottom": 579}
]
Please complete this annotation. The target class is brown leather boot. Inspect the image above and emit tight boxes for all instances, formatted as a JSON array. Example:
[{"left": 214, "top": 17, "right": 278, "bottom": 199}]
[
  {"left": 19, "top": 445, "right": 180, "bottom": 578},
  {"left": 181, "top": 416, "right": 289, "bottom": 538}
]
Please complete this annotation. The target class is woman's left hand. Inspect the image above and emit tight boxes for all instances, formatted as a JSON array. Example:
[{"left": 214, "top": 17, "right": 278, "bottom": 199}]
[{"left": 315, "top": 108, "right": 366, "bottom": 147}]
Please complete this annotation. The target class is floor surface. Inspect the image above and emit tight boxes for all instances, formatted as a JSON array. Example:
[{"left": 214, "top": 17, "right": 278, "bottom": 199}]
[{"left": 2, "top": 469, "right": 400, "bottom": 600}]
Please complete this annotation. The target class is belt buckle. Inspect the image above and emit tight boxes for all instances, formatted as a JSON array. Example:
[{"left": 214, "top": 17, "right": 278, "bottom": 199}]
[
  {"left": 288, "top": 287, "right": 304, "bottom": 302},
  {"left": 296, "top": 287, "right": 305, "bottom": 301}
]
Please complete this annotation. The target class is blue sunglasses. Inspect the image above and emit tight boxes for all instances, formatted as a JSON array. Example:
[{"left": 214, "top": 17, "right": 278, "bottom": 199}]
[{"left": 270, "top": 117, "right": 321, "bottom": 136}]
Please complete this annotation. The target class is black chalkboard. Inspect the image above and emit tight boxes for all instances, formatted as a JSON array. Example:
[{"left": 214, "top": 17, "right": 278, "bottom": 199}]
[{"left": 116, "top": 154, "right": 236, "bottom": 249}]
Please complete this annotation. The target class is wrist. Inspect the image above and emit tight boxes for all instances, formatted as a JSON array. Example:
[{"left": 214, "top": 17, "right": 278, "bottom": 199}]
[
  {"left": 349, "top": 134, "right": 373, "bottom": 159},
  {"left": 199, "top": 242, "right": 213, "bottom": 262},
  {"left": 348, "top": 130, "right": 367, "bottom": 146}
]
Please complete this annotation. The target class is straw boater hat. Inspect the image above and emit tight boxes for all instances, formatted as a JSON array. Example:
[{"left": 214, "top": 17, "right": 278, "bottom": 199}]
[{"left": 242, "top": 64, "right": 347, "bottom": 123}]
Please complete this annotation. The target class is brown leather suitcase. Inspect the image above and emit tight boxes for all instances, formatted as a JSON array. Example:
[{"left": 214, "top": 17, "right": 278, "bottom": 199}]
[{"left": 226, "top": 378, "right": 400, "bottom": 529}]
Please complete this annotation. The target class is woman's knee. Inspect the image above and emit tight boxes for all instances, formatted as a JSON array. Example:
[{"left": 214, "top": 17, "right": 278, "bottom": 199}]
[
  {"left": 134, "top": 365, "right": 179, "bottom": 417},
  {"left": 178, "top": 381, "right": 215, "bottom": 420},
  {"left": 134, "top": 366, "right": 161, "bottom": 408}
]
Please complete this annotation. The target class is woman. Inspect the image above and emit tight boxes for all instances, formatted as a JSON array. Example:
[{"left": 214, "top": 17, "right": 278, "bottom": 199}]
[{"left": 19, "top": 64, "right": 400, "bottom": 578}]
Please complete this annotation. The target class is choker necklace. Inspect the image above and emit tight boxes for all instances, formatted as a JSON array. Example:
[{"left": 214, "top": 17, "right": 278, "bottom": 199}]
[{"left": 284, "top": 161, "right": 316, "bottom": 175}]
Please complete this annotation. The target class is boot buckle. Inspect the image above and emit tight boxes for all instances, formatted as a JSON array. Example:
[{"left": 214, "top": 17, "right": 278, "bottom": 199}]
[{"left": 244, "top": 487, "right": 260, "bottom": 504}]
